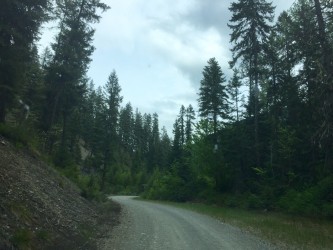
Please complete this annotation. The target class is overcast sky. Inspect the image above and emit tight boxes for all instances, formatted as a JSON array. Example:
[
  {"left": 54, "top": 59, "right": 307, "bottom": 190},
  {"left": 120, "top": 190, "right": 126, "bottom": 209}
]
[{"left": 39, "top": 0, "right": 295, "bottom": 135}]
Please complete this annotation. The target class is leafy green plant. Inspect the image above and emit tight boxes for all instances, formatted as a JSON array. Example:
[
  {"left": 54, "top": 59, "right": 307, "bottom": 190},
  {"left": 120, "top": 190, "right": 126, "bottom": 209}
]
[
  {"left": 278, "top": 176, "right": 333, "bottom": 217},
  {"left": 0, "top": 124, "right": 30, "bottom": 147}
]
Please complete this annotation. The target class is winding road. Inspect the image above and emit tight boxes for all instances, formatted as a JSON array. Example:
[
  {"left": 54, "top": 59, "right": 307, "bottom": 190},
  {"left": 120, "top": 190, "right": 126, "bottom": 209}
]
[{"left": 100, "top": 196, "right": 275, "bottom": 250}]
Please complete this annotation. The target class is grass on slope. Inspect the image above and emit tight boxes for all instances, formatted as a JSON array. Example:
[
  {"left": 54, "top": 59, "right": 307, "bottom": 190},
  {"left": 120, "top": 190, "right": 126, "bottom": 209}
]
[{"left": 141, "top": 199, "right": 333, "bottom": 249}]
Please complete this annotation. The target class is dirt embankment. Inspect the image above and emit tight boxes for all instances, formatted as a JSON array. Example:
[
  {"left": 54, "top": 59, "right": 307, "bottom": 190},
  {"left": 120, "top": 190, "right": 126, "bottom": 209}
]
[{"left": 0, "top": 136, "right": 120, "bottom": 249}]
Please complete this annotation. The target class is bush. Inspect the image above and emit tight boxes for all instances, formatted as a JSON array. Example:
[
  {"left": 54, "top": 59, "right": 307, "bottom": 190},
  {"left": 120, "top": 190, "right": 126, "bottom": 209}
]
[
  {"left": 144, "top": 172, "right": 182, "bottom": 201},
  {"left": 0, "top": 124, "right": 30, "bottom": 147},
  {"left": 278, "top": 176, "right": 333, "bottom": 217},
  {"left": 79, "top": 175, "right": 105, "bottom": 202},
  {"left": 246, "top": 193, "right": 264, "bottom": 209}
]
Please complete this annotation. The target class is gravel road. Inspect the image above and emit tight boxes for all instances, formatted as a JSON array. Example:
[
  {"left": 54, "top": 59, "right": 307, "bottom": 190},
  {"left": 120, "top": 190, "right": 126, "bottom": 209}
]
[{"left": 100, "top": 196, "right": 275, "bottom": 250}]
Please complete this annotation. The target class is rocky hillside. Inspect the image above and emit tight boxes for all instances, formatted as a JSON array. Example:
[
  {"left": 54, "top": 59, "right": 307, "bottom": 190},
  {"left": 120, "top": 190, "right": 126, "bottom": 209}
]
[{"left": 0, "top": 135, "right": 119, "bottom": 249}]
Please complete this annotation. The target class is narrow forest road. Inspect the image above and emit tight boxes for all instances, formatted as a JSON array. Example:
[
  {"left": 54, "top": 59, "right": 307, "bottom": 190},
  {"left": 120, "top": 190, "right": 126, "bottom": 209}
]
[{"left": 99, "top": 196, "right": 276, "bottom": 250}]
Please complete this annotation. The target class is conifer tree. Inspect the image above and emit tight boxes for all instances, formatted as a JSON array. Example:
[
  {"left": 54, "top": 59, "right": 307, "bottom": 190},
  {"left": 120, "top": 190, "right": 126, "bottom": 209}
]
[
  {"left": 198, "top": 58, "right": 229, "bottom": 143},
  {"left": 185, "top": 105, "right": 196, "bottom": 144},
  {"left": 0, "top": 0, "right": 50, "bottom": 122},
  {"left": 43, "top": 0, "right": 109, "bottom": 150},
  {"left": 178, "top": 105, "right": 186, "bottom": 146},
  {"left": 228, "top": 0, "right": 275, "bottom": 165},
  {"left": 228, "top": 68, "right": 242, "bottom": 122},
  {"left": 119, "top": 102, "right": 134, "bottom": 151},
  {"left": 312, "top": 0, "right": 333, "bottom": 169}
]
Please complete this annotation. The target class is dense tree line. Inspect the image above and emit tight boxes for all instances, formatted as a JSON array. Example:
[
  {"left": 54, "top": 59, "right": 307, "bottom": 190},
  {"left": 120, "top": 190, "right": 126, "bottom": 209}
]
[
  {"left": 0, "top": 0, "right": 173, "bottom": 199},
  {"left": 1, "top": 0, "right": 332, "bottom": 216},
  {"left": 144, "top": 0, "right": 333, "bottom": 217}
]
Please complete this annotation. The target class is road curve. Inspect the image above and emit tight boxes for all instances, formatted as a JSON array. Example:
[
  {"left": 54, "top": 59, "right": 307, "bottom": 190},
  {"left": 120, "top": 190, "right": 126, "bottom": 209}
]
[{"left": 100, "top": 196, "right": 275, "bottom": 250}]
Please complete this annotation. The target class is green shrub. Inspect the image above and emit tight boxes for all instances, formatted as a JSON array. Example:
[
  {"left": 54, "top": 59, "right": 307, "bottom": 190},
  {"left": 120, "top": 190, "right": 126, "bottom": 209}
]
[
  {"left": 79, "top": 175, "right": 105, "bottom": 202},
  {"left": 278, "top": 176, "right": 333, "bottom": 217},
  {"left": 53, "top": 148, "right": 76, "bottom": 169},
  {"left": 143, "top": 169, "right": 188, "bottom": 201},
  {"left": 246, "top": 193, "right": 264, "bottom": 209},
  {"left": 0, "top": 124, "right": 30, "bottom": 147}
]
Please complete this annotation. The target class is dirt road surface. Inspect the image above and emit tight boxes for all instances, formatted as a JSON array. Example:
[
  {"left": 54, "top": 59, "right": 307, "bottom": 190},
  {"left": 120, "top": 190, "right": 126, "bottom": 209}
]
[{"left": 99, "top": 196, "right": 276, "bottom": 250}]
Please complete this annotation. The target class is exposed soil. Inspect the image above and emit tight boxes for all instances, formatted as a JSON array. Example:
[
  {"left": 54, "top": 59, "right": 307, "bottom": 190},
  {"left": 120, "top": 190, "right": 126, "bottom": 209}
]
[{"left": 0, "top": 135, "right": 120, "bottom": 250}]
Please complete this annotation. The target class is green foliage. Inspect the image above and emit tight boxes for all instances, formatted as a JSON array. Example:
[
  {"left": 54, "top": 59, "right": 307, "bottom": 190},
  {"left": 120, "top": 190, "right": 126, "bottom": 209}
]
[
  {"left": 198, "top": 57, "right": 229, "bottom": 138},
  {"left": 53, "top": 148, "right": 77, "bottom": 169},
  {"left": 0, "top": 0, "right": 50, "bottom": 122},
  {"left": 79, "top": 175, "right": 105, "bottom": 202},
  {"left": 278, "top": 177, "right": 333, "bottom": 217},
  {"left": 144, "top": 163, "right": 199, "bottom": 202},
  {"left": 0, "top": 124, "right": 30, "bottom": 147}
]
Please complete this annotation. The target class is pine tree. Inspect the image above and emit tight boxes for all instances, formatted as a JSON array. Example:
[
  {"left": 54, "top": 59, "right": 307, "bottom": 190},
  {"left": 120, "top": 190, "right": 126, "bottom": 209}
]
[
  {"left": 312, "top": 0, "right": 333, "bottom": 169},
  {"left": 42, "top": 0, "right": 109, "bottom": 155},
  {"left": 198, "top": 58, "right": 229, "bottom": 143},
  {"left": 172, "top": 118, "right": 182, "bottom": 161},
  {"left": 133, "top": 109, "right": 144, "bottom": 154},
  {"left": 185, "top": 105, "right": 196, "bottom": 144},
  {"left": 228, "top": 68, "right": 242, "bottom": 122},
  {"left": 150, "top": 113, "right": 161, "bottom": 167},
  {"left": 178, "top": 105, "right": 186, "bottom": 146},
  {"left": 143, "top": 113, "right": 152, "bottom": 157},
  {"left": 101, "top": 70, "right": 123, "bottom": 189},
  {"left": 0, "top": 0, "right": 50, "bottom": 122},
  {"left": 160, "top": 126, "right": 171, "bottom": 168},
  {"left": 119, "top": 102, "right": 134, "bottom": 151},
  {"left": 228, "top": 0, "right": 275, "bottom": 165}
]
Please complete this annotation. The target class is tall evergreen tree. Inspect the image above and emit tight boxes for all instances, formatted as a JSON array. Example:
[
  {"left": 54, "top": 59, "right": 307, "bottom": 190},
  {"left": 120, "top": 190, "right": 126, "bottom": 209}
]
[
  {"left": 150, "top": 113, "right": 161, "bottom": 167},
  {"left": 228, "top": 0, "right": 275, "bottom": 165},
  {"left": 133, "top": 109, "right": 144, "bottom": 154},
  {"left": 198, "top": 58, "right": 229, "bottom": 143},
  {"left": 43, "top": 0, "right": 109, "bottom": 150},
  {"left": 119, "top": 102, "right": 134, "bottom": 151},
  {"left": 160, "top": 126, "right": 172, "bottom": 168},
  {"left": 98, "top": 70, "right": 123, "bottom": 190},
  {"left": 143, "top": 113, "right": 152, "bottom": 157},
  {"left": 0, "top": 0, "right": 50, "bottom": 122},
  {"left": 185, "top": 105, "right": 196, "bottom": 144},
  {"left": 312, "top": 0, "right": 333, "bottom": 169},
  {"left": 172, "top": 118, "right": 182, "bottom": 161},
  {"left": 228, "top": 68, "right": 242, "bottom": 122},
  {"left": 178, "top": 105, "right": 186, "bottom": 146}
]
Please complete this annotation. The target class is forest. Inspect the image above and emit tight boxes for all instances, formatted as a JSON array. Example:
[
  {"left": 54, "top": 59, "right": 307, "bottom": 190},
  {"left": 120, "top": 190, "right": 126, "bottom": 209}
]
[{"left": 0, "top": 0, "right": 332, "bottom": 218}]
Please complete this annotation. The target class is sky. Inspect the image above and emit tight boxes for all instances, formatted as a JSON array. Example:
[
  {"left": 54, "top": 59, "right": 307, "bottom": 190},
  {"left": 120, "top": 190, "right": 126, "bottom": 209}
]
[{"left": 39, "top": 0, "right": 295, "bottom": 135}]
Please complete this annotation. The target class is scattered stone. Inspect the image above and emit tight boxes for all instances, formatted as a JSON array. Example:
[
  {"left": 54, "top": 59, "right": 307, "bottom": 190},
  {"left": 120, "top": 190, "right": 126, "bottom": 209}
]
[{"left": 0, "top": 138, "right": 120, "bottom": 249}]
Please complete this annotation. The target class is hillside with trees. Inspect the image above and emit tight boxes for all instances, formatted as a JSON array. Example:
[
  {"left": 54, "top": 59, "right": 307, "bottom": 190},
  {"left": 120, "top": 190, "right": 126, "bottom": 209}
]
[{"left": 0, "top": 2, "right": 332, "bottom": 245}]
